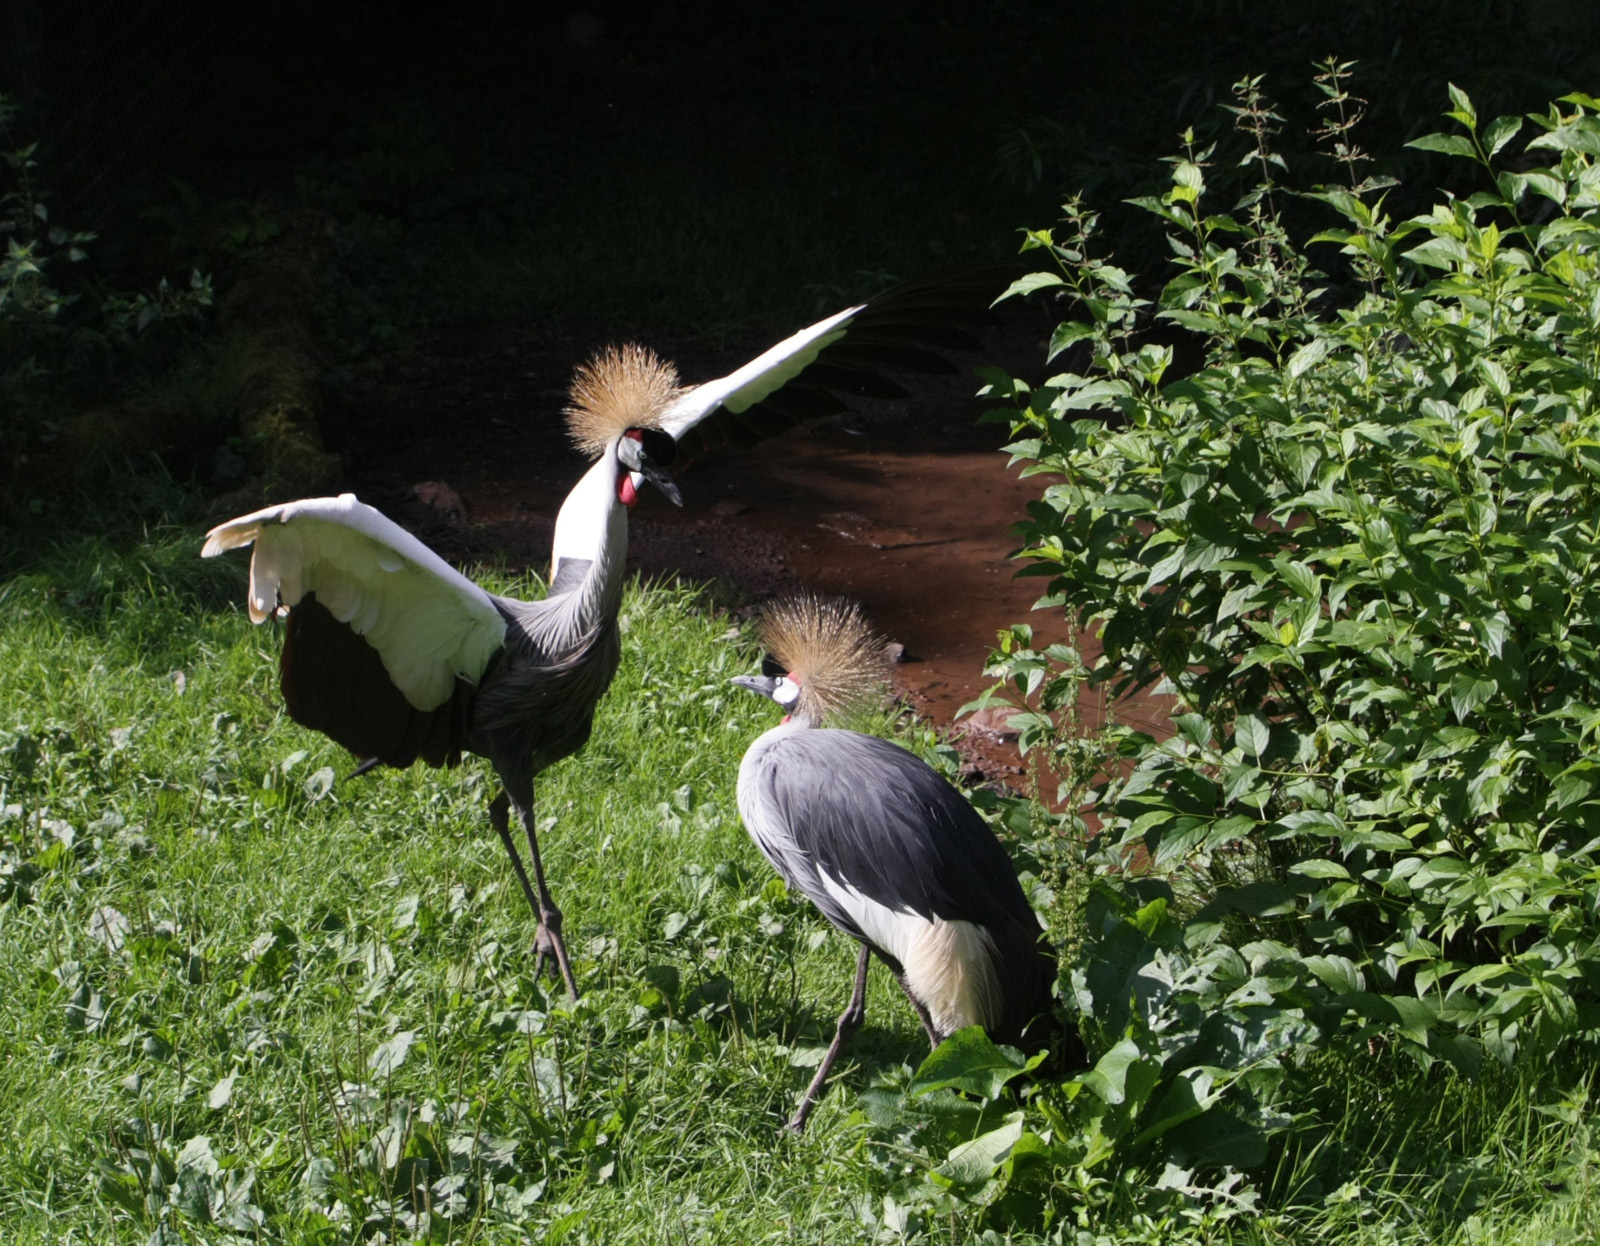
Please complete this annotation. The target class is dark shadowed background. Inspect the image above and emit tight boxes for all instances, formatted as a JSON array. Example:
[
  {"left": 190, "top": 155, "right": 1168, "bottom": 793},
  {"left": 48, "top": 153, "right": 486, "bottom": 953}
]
[{"left": 6, "top": 0, "right": 1599, "bottom": 756}]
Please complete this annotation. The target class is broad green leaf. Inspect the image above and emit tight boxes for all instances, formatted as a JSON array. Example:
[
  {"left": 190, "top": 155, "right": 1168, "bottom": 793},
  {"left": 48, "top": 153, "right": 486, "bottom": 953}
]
[
  {"left": 995, "top": 272, "right": 1065, "bottom": 302},
  {"left": 1079, "top": 1039, "right": 1145, "bottom": 1106},
  {"left": 208, "top": 1073, "right": 237, "bottom": 1109},
  {"left": 1276, "top": 810, "right": 1348, "bottom": 837},
  {"left": 1174, "top": 713, "right": 1212, "bottom": 748},
  {"left": 1405, "top": 132, "right": 1477, "bottom": 159},
  {"left": 1234, "top": 713, "right": 1270, "bottom": 758},
  {"left": 910, "top": 1027, "right": 1039, "bottom": 1099},
  {"left": 1290, "top": 858, "right": 1351, "bottom": 880},
  {"left": 1287, "top": 337, "right": 1329, "bottom": 380},
  {"left": 1048, "top": 320, "right": 1097, "bottom": 361},
  {"left": 1129, "top": 1067, "right": 1219, "bottom": 1149},
  {"left": 1448, "top": 962, "right": 1515, "bottom": 997},
  {"left": 1484, "top": 114, "right": 1522, "bottom": 157},
  {"left": 1405, "top": 234, "right": 1470, "bottom": 269},
  {"left": 934, "top": 1111, "right": 1025, "bottom": 1186},
  {"left": 1277, "top": 559, "right": 1320, "bottom": 601},
  {"left": 370, "top": 1031, "right": 416, "bottom": 1077},
  {"left": 1412, "top": 857, "right": 1471, "bottom": 887},
  {"left": 1449, "top": 672, "right": 1497, "bottom": 721},
  {"left": 1303, "top": 954, "right": 1363, "bottom": 994}
]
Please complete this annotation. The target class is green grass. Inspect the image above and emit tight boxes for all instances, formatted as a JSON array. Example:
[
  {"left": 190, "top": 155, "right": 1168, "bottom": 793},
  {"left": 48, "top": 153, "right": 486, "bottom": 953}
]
[
  {"left": 1, "top": 517, "right": 1599, "bottom": 1244},
  {"left": 0, "top": 521, "right": 955, "bottom": 1243}
]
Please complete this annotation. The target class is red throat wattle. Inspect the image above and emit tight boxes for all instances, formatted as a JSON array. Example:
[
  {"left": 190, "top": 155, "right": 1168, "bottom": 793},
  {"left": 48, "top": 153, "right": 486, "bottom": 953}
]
[{"left": 616, "top": 429, "right": 645, "bottom": 506}]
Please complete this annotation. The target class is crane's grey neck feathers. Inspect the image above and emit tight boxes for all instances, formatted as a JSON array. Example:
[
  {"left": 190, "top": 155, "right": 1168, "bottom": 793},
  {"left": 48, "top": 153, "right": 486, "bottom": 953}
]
[
  {"left": 757, "top": 593, "right": 888, "bottom": 727},
  {"left": 565, "top": 343, "right": 683, "bottom": 459},
  {"left": 549, "top": 453, "right": 631, "bottom": 624}
]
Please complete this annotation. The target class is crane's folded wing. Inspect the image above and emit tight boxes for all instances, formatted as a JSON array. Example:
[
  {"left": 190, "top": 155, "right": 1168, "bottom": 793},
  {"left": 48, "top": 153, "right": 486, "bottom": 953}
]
[
  {"left": 751, "top": 729, "right": 1032, "bottom": 935},
  {"left": 202, "top": 493, "right": 508, "bottom": 712}
]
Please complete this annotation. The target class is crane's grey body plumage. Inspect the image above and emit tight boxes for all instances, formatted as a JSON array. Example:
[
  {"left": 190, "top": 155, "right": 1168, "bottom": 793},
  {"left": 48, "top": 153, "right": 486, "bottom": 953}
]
[
  {"left": 467, "top": 587, "right": 622, "bottom": 784},
  {"left": 739, "top": 727, "right": 1038, "bottom": 938},
  {"left": 738, "top": 722, "right": 1053, "bottom": 1045}
]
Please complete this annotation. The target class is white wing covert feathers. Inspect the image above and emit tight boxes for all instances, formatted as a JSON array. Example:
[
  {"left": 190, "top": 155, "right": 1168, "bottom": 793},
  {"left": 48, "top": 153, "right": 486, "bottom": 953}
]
[
  {"left": 658, "top": 267, "right": 1008, "bottom": 464},
  {"left": 657, "top": 305, "right": 861, "bottom": 436},
  {"left": 201, "top": 493, "right": 507, "bottom": 711}
]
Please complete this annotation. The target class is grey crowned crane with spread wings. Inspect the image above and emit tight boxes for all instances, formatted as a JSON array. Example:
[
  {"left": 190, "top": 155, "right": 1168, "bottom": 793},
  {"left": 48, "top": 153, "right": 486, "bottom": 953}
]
[
  {"left": 201, "top": 274, "right": 996, "bottom": 1001},
  {"left": 731, "top": 594, "right": 1066, "bottom": 1134}
]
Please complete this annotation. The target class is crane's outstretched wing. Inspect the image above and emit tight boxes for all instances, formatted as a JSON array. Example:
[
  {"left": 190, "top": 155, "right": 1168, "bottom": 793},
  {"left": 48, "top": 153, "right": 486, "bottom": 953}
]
[
  {"left": 203, "top": 494, "right": 507, "bottom": 740},
  {"left": 658, "top": 267, "right": 1006, "bottom": 463}
]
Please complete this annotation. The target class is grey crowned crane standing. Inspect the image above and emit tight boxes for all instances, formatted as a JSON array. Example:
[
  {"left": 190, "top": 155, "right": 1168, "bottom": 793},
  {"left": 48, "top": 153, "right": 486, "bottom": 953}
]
[
  {"left": 201, "top": 274, "right": 996, "bottom": 1001},
  {"left": 731, "top": 594, "right": 1063, "bottom": 1134}
]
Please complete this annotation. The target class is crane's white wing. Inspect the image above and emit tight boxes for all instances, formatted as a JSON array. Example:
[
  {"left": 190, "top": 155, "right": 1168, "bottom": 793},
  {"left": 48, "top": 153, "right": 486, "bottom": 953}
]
[
  {"left": 654, "top": 267, "right": 1008, "bottom": 463},
  {"left": 656, "top": 304, "right": 862, "bottom": 437},
  {"left": 202, "top": 493, "right": 507, "bottom": 711}
]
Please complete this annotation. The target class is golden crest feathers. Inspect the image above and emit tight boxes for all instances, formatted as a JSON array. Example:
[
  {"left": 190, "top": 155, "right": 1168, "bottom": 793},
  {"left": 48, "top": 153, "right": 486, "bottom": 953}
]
[
  {"left": 564, "top": 344, "right": 682, "bottom": 459},
  {"left": 759, "top": 592, "right": 889, "bottom": 722}
]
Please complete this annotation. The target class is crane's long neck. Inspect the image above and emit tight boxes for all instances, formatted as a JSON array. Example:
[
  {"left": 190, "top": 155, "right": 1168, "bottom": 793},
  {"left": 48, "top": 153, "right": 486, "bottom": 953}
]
[{"left": 549, "top": 453, "right": 630, "bottom": 630}]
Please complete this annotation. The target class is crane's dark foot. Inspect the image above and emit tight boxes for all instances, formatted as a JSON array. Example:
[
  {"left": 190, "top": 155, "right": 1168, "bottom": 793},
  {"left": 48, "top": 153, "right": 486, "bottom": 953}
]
[{"left": 532, "top": 906, "right": 581, "bottom": 1001}]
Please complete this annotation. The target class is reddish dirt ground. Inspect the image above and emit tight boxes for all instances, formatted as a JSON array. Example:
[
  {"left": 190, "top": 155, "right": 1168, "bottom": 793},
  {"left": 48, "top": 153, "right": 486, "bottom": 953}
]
[{"left": 328, "top": 313, "right": 1170, "bottom": 787}]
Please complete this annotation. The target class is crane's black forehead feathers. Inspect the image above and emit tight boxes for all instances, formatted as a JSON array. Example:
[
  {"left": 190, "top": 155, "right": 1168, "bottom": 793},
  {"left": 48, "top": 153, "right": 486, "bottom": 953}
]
[
  {"left": 638, "top": 426, "right": 677, "bottom": 465},
  {"left": 761, "top": 653, "right": 785, "bottom": 678}
]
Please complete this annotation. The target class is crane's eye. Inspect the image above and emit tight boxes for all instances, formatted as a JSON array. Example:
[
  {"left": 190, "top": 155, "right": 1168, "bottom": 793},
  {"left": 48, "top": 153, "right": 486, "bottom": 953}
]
[{"left": 761, "top": 654, "right": 785, "bottom": 678}]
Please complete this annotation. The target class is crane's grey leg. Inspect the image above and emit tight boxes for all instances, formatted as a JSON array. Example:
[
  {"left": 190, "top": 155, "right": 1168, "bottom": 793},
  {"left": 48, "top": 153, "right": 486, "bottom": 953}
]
[
  {"left": 489, "top": 788, "right": 580, "bottom": 1000},
  {"left": 786, "top": 943, "right": 872, "bottom": 1135},
  {"left": 890, "top": 972, "right": 942, "bottom": 1049}
]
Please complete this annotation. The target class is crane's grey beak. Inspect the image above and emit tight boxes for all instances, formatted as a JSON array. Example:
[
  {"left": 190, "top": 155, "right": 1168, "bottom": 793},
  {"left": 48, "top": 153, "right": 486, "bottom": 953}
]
[
  {"left": 639, "top": 459, "right": 683, "bottom": 507},
  {"left": 732, "top": 674, "right": 780, "bottom": 699}
]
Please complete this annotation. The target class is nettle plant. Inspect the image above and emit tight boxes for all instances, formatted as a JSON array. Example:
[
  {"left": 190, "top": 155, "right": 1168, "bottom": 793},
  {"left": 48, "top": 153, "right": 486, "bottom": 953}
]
[{"left": 982, "top": 81, "right": 1600, "bottom": 1089}]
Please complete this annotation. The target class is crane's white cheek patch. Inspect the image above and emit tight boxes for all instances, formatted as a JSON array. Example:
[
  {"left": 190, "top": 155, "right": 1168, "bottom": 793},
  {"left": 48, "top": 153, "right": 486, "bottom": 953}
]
[
  {"left": 815, "top": 872, "right": 1000, "bottom": 1036},
  {"left": 774, "top": 677, "right": 801, "bottom": 707}
]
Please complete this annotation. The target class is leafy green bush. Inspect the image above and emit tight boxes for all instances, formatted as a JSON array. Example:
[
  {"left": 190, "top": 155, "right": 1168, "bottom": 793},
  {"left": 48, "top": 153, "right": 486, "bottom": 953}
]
[
  {"left": 990, "top": 79, "right": 1600, "bottom": 1065},
  {"left": 906, "top": 79, "right": 1600, "bottom": 1226}
]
